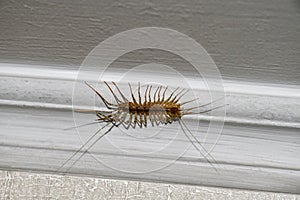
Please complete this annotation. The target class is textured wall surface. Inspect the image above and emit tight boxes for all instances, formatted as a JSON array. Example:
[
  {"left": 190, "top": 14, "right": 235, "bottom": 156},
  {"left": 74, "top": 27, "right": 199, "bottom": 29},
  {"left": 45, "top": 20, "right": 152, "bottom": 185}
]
[
  {"left": 0, "top": 0, "right": 299, "bottom": 84},
  {"left": 1, "top": 170, "right": 300, "bottom": 200}
]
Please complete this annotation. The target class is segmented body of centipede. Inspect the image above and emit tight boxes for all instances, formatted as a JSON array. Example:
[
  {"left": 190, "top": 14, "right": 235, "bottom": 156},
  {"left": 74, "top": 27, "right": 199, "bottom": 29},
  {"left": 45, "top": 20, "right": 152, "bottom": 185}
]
[
  {"left": 85, "top": 81, "right": 195, "bottom": 129},
  {"left": 58, "top": 81, "right": 224, "bottom": 173}
]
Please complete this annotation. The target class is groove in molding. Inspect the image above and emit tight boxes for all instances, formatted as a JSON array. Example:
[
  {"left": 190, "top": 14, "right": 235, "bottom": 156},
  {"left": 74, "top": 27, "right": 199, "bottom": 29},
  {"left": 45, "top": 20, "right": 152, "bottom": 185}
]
[{"left": 1, "top": 63, "right": 300, "bottom": 128}]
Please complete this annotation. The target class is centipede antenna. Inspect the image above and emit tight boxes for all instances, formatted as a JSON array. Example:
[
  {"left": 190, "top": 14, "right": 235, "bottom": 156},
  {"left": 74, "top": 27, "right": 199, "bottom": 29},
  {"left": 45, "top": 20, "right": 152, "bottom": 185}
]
[
  {"left": 96, "top": 110, "right": 115, "bottom": 114},
  {"left": 85, "top": 82, "right": 117, "bottom": 110},
  {"left": 181, "top": 96, "right": 225, "bottom": 107},
  {"left": 180, "top": 98, "right": 199, "bottom": 105},
  {"left": 128, "top": 83, "right": 138, "bottom": 104},
  {"left": 74, "top": 109, "right": 98, "bottom": 113},
  {"left": 179, "top": 119, "right": 219, "bottom": 173},
  {"left": 138, "top": 82, "right": 142, "bottom": 105},
  {"left": 104, "top": 81, "right": 122, "bottom": 104},
  {"left": 183, "top": 104, "right": 228, "bottom": 115},
  {"left": 74, "top": 109, "right": 113, "bottom": 119},
  {"left": 112, "top": 81, "right": 129, "bottom": 102},
  {"left": 57, "top": 122, "right": 112, "bottom": 173}
]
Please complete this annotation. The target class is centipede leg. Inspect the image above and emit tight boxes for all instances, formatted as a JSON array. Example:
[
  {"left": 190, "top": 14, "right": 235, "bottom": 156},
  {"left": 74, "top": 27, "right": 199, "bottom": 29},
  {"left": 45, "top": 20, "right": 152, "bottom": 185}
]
[
  {"left": 153, "top": 86, "right": 160, "bottom": 103},
  {"left": 128, "top": 83, "right": 138, "bottom": 104},
  {"left": 138, "top": 82, "right": 142, "bottom": 105},
  {"left": 113, "top": 111, "right": 127, "bottom": 125},
  {"left": 64, "top": 122, "right": 119, "bottom": 173},
  {"left": 57, "top": 122, "right": 113, "bottom": 173},
  {"left": 85, "top": 82, "right": 117, "bottom": 110},
  {"left": 153, "top": 112, "right": 160, "bottom": 126},
  {"left": 156, "top": 112, "right": 163, "bottom": 125},
  {"left": 143, "top": 113, "right": 147, "bottom": 127},
  {"left": 149, "top": 112, "right": 155, "bottom": 127},
  {"left": 165, "top": 87, "right": 179, "bottom": 101},
  {"left": 157, "top": 86, "right": 162, "bottom": 102},
  {"left": 161, "top": 86, "right": 168, "bottom": 102},
  {"left": 173, "top": 89, "right": 190, "bottom": 103},
  {"left": 112, "top": 81, "right": 129, "bottom": 102},
  {"left": 179, "top": 119, "right": 219, "bottom": 173},
  {"left": 171, "top": 88, "right": 186, "bottom": 102},
  {"left": 139, "top": 113, "right": 143, "bottom": 128},
  {"left": 144, "top": 85, "right": 149, "bottom": 105},
  {"left": 104, "top": 81, "right": 122, "bottom": 104},
  {"left": 148, "top": 85, "right": 152, "bottom": 103},
  {"left": 123, "top": 113, "right": 133, "bottom": 130},
  {"left": 133, "top": 112, "right": 138, "bottom": 128}
]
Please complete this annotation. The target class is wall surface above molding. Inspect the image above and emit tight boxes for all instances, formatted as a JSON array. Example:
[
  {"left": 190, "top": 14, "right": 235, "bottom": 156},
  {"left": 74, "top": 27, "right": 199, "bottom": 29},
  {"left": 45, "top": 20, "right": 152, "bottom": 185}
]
[
  {"left": 0, "top": 0, "right": 300, "bottom": 84},
  {"left": 1, "top": 0, "right": 299, "bottom": 195}
]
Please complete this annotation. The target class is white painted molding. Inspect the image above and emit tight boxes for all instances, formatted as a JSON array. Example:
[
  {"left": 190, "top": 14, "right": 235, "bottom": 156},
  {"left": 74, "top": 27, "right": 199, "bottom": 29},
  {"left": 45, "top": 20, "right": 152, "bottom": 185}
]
[
  {"left": 1, "top": 63, "right": 300, "bottom": 127},
  {"left": 0, "top": 63, "right": 299, "bottom": 194}
]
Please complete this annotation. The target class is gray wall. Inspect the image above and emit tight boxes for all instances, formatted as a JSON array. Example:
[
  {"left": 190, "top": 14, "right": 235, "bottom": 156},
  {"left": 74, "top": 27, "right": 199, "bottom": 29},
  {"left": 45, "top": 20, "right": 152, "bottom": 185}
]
[{"left": 1, "top": 0, "right": 299, "bottom": 84}]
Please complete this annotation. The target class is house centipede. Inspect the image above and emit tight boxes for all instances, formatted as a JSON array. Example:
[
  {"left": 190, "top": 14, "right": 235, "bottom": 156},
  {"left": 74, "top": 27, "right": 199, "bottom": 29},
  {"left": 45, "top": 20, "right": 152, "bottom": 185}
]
[{"left": 58, "top": 81, "right": 224, "bottom": 173}]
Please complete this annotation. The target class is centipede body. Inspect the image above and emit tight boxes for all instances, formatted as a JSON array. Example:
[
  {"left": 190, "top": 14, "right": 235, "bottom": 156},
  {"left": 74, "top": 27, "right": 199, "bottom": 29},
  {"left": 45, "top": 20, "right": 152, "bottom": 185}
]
[{"left": 85, "top": 81, "right": 192, "bottom": 129}]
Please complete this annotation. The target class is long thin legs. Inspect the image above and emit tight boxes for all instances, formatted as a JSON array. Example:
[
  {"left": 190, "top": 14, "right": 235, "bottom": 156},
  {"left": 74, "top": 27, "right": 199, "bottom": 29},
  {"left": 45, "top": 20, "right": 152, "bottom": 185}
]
[
  {"left": 179, "top": 119, "right": 219, "bottom": 173},
  {"left": 64, "top": 82, "right": 225, "bottom": 174},
  {"left": 58, "top": 122, "right": 117, "bottom": 173},
  {"left": 85, "top": 82, "right": 117, "bottom": 110}
]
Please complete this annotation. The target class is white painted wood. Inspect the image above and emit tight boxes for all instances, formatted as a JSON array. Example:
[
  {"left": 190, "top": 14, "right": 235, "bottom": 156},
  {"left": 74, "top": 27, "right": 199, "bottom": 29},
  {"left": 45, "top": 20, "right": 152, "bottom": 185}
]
[
  {"left": 0, "top": 64, "right": 299, "bottom": 194},
  {"left": 1, "top": 63, "right": 300, "bottom": 128}
]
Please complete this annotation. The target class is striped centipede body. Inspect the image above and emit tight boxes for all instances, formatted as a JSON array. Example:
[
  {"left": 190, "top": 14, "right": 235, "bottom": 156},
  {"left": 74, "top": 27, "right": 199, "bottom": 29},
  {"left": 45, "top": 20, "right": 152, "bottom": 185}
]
[
  {"left": 58, "top": 81, "right": 224, "bottom": 173},
  {"left": 85, "top": 81, "right": 195, "bottom": 129}
]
